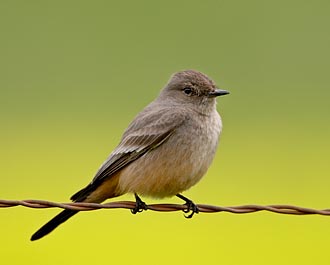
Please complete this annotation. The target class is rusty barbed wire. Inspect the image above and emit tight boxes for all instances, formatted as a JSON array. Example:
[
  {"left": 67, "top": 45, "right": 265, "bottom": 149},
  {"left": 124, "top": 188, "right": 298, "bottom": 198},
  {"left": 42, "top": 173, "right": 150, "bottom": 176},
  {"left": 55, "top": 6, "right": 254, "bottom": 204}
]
[{"left": 0, "top": 199, "right": 330, "bottom": 216}]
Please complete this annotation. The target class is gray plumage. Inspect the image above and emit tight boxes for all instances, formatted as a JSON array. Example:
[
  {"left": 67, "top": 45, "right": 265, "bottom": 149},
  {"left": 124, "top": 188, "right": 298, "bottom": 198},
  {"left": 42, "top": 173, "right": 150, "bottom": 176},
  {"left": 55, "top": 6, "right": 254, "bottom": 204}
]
[{"left": 31, "top": 70, "right": 229, "bottom": 241}]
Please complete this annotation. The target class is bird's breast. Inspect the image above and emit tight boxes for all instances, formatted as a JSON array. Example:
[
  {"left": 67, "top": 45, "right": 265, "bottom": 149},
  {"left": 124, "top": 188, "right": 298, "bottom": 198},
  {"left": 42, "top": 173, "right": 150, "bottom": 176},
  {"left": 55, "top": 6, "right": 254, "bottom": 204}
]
[{"left": 118, "top": 111, "right": 222, "bottom": 198}]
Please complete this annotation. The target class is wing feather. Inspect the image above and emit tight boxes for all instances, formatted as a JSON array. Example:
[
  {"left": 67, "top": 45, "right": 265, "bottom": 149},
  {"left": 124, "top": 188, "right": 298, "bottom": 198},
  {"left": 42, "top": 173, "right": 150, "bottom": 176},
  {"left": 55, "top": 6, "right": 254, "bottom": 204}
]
[{"left": 70, "top": 108, "right": 186, "bottom": 202}]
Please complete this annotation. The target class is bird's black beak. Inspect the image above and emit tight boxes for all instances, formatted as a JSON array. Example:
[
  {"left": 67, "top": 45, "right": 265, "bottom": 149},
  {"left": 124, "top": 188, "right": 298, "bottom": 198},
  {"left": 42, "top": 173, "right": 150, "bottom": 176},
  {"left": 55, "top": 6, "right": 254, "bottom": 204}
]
[{"left": 208, "top": 89, "right": 230, "bottom": 98}]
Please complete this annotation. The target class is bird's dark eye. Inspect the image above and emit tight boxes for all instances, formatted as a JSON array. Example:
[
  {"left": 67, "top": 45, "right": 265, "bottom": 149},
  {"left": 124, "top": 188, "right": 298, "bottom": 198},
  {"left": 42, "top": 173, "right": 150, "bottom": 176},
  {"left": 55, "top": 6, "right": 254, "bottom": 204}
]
[{"left": 183, "top": 87, "right": 193, "bottom": 95}]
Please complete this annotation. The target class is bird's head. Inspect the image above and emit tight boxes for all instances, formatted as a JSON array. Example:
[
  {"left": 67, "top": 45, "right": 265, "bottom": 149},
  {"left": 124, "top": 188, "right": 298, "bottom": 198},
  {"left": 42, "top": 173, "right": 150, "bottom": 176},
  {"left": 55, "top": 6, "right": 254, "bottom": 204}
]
[{"left": 159, "top": 70, "right": 229, "bottom": 114}]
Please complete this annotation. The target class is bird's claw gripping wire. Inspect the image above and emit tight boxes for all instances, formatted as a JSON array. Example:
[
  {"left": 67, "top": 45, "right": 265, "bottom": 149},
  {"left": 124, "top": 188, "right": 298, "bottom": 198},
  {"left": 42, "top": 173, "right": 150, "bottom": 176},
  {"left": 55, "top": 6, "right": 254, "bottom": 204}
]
[
  {"left": 176, "top": 194, "right": 199, "bottom": 218},
  {"left": 131, "top": 193, "right": 148, "bottom": 214}
]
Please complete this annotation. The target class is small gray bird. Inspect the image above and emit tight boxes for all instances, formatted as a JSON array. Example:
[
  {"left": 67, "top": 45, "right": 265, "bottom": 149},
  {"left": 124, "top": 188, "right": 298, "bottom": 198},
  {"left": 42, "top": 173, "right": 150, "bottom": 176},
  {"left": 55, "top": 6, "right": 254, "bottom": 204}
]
[{"left": 31, "top": 70, "right": 229, "bottom": 241}]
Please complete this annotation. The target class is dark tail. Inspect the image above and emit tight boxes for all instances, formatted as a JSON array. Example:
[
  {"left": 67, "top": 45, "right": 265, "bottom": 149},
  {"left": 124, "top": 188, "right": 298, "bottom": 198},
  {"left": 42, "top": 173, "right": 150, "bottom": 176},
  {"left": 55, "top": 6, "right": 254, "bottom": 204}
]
[
  {"left": 30, "top": 181, "right": 101, "bottom": 241},
  {"left": 30, "top": 209, "right": 78, "bottom": 241},
  {"left": 30, "top": 182, "right": 98, "bottom": 241}
]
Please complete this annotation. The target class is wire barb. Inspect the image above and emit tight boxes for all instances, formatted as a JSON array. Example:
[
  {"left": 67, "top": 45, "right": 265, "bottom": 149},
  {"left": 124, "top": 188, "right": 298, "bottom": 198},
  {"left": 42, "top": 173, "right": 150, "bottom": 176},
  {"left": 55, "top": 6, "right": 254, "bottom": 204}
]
[{"left": 0, "top": 199, "right": 330, "bottom": 216}]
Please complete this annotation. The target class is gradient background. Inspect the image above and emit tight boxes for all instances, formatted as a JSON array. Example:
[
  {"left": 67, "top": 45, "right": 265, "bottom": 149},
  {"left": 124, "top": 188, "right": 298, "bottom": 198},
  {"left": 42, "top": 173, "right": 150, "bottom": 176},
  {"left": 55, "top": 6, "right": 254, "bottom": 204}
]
[{"left": 1, "top": 1, "right": 330, "bottom": 264}]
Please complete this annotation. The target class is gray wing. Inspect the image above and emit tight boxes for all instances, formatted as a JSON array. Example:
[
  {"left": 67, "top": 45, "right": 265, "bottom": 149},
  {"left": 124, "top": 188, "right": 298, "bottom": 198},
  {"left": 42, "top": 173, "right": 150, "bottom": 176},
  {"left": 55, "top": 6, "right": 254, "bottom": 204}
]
[{"left": 70, "top": 108, "right": 186, "bottom": 202}]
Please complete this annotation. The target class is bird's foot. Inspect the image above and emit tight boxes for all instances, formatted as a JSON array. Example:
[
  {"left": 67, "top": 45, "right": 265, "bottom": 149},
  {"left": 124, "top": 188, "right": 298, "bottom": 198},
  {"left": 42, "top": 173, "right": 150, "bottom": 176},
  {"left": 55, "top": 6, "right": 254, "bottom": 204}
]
[
  {"left": 131, "top": 193, "right": 148, "bottom": 214},
  {"left": 176, "top": 194, "right": 199, "bottom": 218}
]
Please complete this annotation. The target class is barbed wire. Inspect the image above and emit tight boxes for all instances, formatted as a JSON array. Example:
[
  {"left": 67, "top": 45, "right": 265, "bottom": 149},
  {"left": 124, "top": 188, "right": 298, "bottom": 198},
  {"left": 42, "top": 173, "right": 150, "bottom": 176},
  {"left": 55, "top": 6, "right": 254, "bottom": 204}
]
[{"left": 1, "top": 199, "right": 330, "bottom": 216}]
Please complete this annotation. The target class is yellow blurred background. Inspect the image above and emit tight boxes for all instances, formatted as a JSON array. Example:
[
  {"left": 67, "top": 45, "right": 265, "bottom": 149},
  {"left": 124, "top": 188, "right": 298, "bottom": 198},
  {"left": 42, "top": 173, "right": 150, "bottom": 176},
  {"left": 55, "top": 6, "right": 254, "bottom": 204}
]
[{"left": 1, "top": 0, "right": 330, "bottom": 264}]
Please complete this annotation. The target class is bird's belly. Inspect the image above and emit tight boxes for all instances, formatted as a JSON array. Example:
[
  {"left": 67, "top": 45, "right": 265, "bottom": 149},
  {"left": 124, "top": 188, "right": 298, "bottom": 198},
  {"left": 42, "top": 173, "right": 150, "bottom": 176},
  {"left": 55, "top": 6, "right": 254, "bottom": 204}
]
[
  {"left": 118, "top": 114, "right": 222, "bottom": 198},
  {"left": 118, "top": 148, "right": 211, "bottom": 198}
]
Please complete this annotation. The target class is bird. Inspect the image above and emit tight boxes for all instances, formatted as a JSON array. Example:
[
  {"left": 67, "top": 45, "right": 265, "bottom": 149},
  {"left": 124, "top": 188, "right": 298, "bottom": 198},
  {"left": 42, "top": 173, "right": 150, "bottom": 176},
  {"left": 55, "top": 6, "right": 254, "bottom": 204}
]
[{"left": 30, "top": 70, "right": 229, "bottom": 241}]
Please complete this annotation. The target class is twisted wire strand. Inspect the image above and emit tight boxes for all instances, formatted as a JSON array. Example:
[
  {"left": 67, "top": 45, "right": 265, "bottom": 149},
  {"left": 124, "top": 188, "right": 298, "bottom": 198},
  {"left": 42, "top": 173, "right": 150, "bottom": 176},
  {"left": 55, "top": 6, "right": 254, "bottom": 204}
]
[{"left": 0, "top": 199, "right": 330, "bottom": 216}]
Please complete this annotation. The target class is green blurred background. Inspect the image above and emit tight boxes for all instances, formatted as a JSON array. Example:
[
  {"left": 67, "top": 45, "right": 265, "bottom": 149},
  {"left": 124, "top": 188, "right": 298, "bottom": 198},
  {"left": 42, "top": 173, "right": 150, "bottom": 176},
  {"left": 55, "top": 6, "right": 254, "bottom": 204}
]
[{"left": 1, "top": 0, "right": 330, "bottom": 264}]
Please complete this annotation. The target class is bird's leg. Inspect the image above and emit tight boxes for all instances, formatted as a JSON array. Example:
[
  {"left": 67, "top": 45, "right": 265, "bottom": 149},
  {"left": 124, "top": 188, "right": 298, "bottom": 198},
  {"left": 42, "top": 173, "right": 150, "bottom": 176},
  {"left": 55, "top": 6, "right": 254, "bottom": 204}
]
[
  {"left": 131, "top": 193, "right": 148, "bottom": 214},
  {"left": 176, "top": 194, "right": 199, "bottom": 218}
]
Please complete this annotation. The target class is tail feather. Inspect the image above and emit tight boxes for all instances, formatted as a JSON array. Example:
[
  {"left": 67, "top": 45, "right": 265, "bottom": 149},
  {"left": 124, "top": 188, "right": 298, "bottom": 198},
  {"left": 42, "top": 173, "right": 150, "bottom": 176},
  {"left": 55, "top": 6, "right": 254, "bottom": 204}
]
[
  {"left": 30, "top": 209, "right": 78, "bottom": 241},
  {"left": 70, "top": 183, "right": 94, "bottom": 201},
  {"left": 31, "top": 182, "right": 95, "bottom": 241},
  {"left": 31, "top": 174, "right": 120, "bottom": 241}
]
